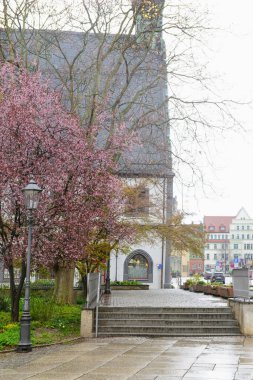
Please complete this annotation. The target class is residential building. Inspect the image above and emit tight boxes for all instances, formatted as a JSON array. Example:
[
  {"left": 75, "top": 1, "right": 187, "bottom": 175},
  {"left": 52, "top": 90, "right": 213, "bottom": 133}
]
[
  {"left": 229, "top": 208, "right": 253, "bottom": 269},
  {"left": 204, "top": 208, "right": 253, "bottom": 273},
  {"left": 204, "top": 215, "right": 233, "bottom": 273},
  {"left": 189, "top": 252, "right": 204, "bottom": 276}
]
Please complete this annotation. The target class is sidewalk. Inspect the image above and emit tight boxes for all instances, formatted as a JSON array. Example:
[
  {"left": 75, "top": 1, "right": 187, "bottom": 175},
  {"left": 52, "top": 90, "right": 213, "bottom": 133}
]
[{"left": 0, "top": 336, "right": 253, "bottom": 379}]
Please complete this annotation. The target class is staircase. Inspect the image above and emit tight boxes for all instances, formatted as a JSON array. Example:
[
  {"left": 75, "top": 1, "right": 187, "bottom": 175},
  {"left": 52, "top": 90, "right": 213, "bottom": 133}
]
[{"left": 96, "top": 306, "right": 241, "bottom": 337}]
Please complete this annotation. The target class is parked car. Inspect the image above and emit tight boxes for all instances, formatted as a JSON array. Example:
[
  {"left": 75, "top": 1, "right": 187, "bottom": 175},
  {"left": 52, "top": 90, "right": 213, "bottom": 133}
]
[
  {"left": 203, "top": 271, "right": 212, "bottom": 280},
  {"left": 211, "top": 272, "right": 225, "bottom": 284}
]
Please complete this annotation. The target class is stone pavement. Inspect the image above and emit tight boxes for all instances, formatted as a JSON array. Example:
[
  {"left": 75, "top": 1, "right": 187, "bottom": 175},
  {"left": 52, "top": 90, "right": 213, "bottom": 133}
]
[
  {"left": 100, "top": 289, "right": 228, "bottom": 308},
  {"left": 1, "top": 336, "right": 253, "bottom": 380}
]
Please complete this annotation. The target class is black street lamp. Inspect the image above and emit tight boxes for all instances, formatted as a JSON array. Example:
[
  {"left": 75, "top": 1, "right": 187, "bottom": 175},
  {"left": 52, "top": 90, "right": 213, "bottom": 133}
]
[
  {"left": 17, "top": 178, "right": 42, "bottom": 353},
  {"left": 104, "top": 256, "right": 111, "bottom": 294}
]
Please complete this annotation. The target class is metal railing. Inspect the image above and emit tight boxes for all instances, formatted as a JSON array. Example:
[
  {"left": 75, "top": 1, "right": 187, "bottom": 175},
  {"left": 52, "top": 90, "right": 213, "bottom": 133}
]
[{"left": 86, "top": 272, "right": 102, "bottom": 337}]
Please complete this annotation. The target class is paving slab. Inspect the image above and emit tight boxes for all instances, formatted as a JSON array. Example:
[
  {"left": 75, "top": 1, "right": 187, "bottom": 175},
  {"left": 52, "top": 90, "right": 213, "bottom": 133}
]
[
  {"left": 100, "top": 289, "right": 228, "bottom": 307},
  {"left": 0, "top": 336, "right": 253, "bottom": 379}
]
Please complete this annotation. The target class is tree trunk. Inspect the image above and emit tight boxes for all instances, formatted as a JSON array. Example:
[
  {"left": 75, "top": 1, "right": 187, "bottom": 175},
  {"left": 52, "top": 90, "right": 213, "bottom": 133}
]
[
  {"left": 9, "top": 261, "right": 26, "bottom": 322},
  {"left": 81, "top": 275, "right": 87, "bottom": 300},
  {"left": 53, "top": 264, "right": 75, "bottom": 304}
]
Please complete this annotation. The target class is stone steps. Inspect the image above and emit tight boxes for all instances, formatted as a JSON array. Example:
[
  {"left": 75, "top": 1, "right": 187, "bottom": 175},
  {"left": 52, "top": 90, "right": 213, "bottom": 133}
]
[
  {"left": 98, "top": 319, "right": 238, "bottom": 327},
  {"left": 96, "top": 306, "right": 241, "bottom": 337},
  {"left": 98, "top": 312, "right": 234, "bottom": 320}
]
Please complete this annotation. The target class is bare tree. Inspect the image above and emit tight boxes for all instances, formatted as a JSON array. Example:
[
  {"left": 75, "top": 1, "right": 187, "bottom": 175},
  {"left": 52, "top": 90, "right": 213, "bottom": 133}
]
[{"left": 0, "top": 0, "right": 240, "bottom": 290}]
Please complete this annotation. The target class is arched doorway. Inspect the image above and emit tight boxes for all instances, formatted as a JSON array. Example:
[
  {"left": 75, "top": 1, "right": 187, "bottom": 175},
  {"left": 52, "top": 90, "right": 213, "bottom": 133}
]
[{"left": 123, "top": 250, "right": 153, "bottom": 283}]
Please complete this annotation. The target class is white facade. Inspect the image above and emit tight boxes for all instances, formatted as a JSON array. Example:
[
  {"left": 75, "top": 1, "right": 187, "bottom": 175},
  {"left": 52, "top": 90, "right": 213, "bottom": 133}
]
[
  {"left": 229, "top": 208, "right": 253, "bottom": 269},
  {"left": 110, "top": 240, "right": 164, "bottom": 289},
  {"left": 109, "top": 177, "right": 169, "bottom": 289}
]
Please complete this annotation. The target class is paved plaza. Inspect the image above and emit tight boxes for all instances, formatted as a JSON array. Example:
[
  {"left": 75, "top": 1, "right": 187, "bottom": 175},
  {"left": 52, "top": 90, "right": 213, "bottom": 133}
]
[
  {"left": 1, "top": 290, "right": 253, "bottom": 379},
  {"left": 0, "top": 336, "right": 253, "bottom": 379},
  {"left": 100, "top": 289, "right": 228, "bottom": 308}
]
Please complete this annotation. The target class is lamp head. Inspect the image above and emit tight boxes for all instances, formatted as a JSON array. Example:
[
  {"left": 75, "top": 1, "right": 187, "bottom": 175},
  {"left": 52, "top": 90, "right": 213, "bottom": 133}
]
[{"left": 22, "top": 178, "right": 42, "bottom": 210}]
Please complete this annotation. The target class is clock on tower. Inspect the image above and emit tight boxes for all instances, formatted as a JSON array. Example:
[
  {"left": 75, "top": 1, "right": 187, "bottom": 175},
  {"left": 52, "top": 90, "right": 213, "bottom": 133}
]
[{"left": 132, "top": 0, "right": 165, "bottom": 50}]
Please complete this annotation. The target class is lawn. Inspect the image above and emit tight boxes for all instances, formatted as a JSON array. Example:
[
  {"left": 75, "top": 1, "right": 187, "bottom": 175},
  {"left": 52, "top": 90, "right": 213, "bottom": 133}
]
[{"left": 0, "top": 298, "right": 82, "bottom": 351}]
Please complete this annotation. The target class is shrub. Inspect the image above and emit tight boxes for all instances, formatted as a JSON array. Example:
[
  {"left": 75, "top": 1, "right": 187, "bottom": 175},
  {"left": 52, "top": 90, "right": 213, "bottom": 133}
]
[
  {"left": 0, "top": 296, "right": 10, "bottom": 312},
  {"left": 30, "top": 297, "right": 55, "bottom": 322},
  {"left": 110, "top": 280, "right": 142, "bottom": 286},
  {"left": 0, "top": 323, "right": 19, "bottom": 350},
  {"left": 31, "top": 279, "right": 55, "bottom": 289}
]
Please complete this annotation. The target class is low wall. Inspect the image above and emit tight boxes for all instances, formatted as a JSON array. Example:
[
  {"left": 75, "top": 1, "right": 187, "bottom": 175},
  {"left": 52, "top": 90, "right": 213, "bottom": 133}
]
[
  {"left": 111, "top": 285, "right": 149, "bottom": 290},
  {"left": 80, "top": 308, "right": 94, "bottom": 338},
  {"left": 229, "top": 299, "right": 253, "bottom": 335}
]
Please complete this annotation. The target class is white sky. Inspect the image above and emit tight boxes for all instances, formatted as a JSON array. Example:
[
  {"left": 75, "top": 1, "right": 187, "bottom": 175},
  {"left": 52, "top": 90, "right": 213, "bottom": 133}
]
[{"left": 175, "top": 0, "right": 253, "bottom": 222}]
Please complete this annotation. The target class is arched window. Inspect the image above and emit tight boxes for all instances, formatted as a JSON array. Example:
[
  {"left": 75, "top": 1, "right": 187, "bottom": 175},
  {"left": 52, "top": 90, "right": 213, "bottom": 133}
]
[
  {"left": 124, "top": 250, "right": 153, "bottom": 283},
  {"left": 128, "top": 254, "right": 148, "bottom": 280}
]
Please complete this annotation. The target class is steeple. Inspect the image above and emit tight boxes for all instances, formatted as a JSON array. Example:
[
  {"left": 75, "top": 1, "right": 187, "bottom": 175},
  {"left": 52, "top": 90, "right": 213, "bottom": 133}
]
[{"left": 132, "top": 0, "right": 165, "bottom": 51}]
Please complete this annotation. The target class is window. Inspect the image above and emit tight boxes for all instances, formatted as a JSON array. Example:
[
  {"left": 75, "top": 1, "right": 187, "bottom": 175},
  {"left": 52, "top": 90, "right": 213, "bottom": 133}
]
[
  {"left": 234, "top": 244, "right": 238, "bottom": 249},
  {"left": 214, "top": 254, "right": 217, "bottom": 260},
  {"left": 237, "top": 226, "right": 239, "bottom": 230},
  {"left": 208, "top": 225, "right": 215, "bottom": 231},
  {"left": 247, "top": 234, "right": 250, "bottom": 239},
  {"left": 192, "top": 264, "right": 197, "bottom": 269},
  {"left": 237, "top": 235, "right": 239, "bottom": 239},
  {"left": 124, "top": 250, "right": 153, "bottom": 283},
  {"left": 247, "top": 226, "right": 250, "bottom": 230},
  {"left": 242, "top": 234, "right": 245, "bottom": 239},
  {"left": 128, "top": 254, "right": 148, "bottom": 280},
  {"left": 214, "top": 244, "right": 217, "bottom": 249},
  {"left": 125, "top": 186, "right": 149, "bottom": 215},
  {"left": 206, "top": 244, "right": 209, "bottom": 249},
  {"left": 214, "top": 235, "right": 217, "bottom": 239},
  {"left": 222, "top": 244, "right": 225, "bottom": 249},
  {"left": 242, "top": 225, "right": 245, "bottom": 230},
  {"left": 210, "top": 234, "right": 213, "bottom": 239},
  {"left": 220, "top": 225, "right": 226, "bottom": 231},
  {"left": 206, "top": 254, "right": 210, "bottom": 260},
  {"left": 232, "top": 234, "right": 234, "bottom": 239}
]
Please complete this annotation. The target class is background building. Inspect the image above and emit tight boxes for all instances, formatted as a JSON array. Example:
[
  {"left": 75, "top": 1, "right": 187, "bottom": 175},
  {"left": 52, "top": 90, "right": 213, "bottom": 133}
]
[
  {"left": 204, "top": 209, "right": 253, "bottom": 273},
  {"left": 204, "top": 216, "right": 233, "bottom": 273},
  {"left": 229, "top": 208, "right": 253, "bottom": 269}
]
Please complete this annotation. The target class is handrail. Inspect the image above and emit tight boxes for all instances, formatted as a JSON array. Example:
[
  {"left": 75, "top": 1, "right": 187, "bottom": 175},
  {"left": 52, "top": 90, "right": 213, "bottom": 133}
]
[{"left": 86, "top": 272, "right": 102, "bottom": 337}]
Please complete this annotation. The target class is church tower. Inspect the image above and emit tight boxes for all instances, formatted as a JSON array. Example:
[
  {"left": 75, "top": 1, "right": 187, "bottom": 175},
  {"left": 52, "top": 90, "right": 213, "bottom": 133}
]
[{"left": 132, "top": 0, "right": 165, "bottom": 51}]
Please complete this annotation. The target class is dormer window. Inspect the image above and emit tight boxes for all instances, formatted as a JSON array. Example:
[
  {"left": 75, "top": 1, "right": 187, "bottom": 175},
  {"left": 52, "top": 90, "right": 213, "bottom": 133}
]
[
  {"left": 208, "top": 225, "right": 215, "bottom": 231},
  {"left": 219, "top": 225, "right": 226, "bottom": 231}
]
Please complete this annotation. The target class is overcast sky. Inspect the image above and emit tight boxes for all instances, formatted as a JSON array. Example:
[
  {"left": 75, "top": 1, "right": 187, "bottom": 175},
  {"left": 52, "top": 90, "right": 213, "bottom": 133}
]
[{"left": 175, "top": 0, "right": 253, "bottom": 222}]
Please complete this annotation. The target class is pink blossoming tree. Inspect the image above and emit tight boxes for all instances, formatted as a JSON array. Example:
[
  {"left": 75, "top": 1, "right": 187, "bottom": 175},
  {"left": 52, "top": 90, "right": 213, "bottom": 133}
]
[{"left": 0, "top": 63, "right": 132, "bottom": 321}]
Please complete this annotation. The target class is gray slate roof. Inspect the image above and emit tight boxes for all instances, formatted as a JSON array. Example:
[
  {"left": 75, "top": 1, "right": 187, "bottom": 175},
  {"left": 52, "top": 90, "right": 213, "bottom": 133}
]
[{"left": 1, "top": 29, "right": 172, "bottom": 177}]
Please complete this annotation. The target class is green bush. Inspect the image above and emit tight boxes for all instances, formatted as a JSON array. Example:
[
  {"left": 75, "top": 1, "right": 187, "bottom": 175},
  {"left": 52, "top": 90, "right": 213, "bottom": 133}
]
[
  {"left": 110, "top": 280, "right": 142, "bottom": 286},
  {"left": 0, "top": 323, "right": 19, "bottom": 350},
  {"left": 47, "top": 304, "right": 81, "bottom": 335},
  {"left": 30, "top": 297, "right": 55, "bottom": 322},
  {"left": 31, "top": 279, "right": 55, "bottom": 289},
  {"left": 0, "top": 296, "right": 10, "bottom": 312}
]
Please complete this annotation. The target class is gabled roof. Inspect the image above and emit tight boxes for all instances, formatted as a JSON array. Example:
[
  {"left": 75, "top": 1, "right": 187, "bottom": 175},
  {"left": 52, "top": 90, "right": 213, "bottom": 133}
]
[
  {"left": 204, "top": 216, "right": 234, "bottom": 233},
  {"left": 234, "top": 207, "right": 251, "bottom": 220}
]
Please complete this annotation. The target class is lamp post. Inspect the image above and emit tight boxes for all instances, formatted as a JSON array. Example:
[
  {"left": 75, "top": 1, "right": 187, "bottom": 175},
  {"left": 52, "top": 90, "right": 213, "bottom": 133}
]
[
  {"left": 104, "top": 256, "right": 111, "bottom": 294},
  {"left": 17, "top": 178, "right": 42, "bottom": 353}
]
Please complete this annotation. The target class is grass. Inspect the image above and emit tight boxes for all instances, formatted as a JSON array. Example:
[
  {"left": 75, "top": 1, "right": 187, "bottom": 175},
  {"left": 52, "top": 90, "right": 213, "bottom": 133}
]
[{"left": 0, "top": 302, "right": 82, "bottom": 351}]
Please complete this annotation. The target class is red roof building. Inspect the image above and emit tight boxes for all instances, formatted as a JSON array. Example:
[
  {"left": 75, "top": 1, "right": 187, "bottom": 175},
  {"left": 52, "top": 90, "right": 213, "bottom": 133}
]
[{"left": 204, "top": 215, "right": 234, "bottom": 273}]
